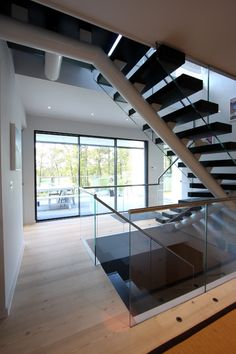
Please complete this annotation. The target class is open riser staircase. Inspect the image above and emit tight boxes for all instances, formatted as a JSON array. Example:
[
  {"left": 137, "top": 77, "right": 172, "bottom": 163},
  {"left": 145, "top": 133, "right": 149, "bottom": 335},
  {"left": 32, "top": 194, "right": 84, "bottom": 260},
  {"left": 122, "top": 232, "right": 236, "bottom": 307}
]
[
  {"left": 95, "top": 39, "right": 236, "bottom": 222},
  {"left": 1, "top": 1, "right": 235, "bottom": 322}
]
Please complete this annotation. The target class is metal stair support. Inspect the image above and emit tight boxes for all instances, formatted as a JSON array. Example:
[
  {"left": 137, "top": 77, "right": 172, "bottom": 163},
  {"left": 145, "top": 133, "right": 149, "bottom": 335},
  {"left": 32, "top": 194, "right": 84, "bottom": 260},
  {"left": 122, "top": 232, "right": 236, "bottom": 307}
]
[{"left": 0, "top": 15, "right": 228, "bottom": 199}]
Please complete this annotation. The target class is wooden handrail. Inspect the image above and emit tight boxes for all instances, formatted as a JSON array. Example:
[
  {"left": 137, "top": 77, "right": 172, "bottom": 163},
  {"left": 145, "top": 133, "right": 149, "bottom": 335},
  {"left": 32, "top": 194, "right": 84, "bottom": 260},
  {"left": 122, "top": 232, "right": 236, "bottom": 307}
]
[{"left": 128, "top": 196, "right": 236, "bottom": 214}]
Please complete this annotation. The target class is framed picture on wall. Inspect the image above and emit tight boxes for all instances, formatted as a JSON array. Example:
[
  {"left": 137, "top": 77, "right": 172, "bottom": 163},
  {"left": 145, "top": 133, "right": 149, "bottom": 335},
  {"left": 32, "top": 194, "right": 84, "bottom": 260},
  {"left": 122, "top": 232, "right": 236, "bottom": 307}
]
[
  {"left": 10, "top": 123, "right": 21, "bottom": 171},
  {"left": 230, "top": 97, "right": 236, "bottom": 121}
]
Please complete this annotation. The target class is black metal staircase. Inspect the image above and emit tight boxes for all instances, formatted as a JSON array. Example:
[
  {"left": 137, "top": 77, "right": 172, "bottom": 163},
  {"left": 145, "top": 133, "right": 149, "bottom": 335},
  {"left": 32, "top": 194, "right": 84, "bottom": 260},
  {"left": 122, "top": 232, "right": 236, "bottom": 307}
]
[{"left": 95, "top": 38, "right": 236, "bottom": 205}]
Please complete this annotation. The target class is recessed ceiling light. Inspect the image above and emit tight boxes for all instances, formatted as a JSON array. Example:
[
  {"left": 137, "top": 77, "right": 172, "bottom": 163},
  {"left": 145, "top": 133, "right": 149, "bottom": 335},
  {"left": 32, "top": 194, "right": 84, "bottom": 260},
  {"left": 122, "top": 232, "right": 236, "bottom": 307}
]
[
  {"left": 47, "top": 105, "right": 52, "bottom": 110},
  {"left": 91, "top": 112, "right": 94, "bottom": 116},
  {"left": 126, "top": 118, "right": 129, "bottom": 121}
]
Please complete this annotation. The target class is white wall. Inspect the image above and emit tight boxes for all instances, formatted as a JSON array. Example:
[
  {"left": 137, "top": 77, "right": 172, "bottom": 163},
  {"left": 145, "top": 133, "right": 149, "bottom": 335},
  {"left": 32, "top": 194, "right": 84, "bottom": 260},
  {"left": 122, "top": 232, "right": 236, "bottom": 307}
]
[
  {"left": 0, "top": 41, "right": 25, "bottom": 317},
  {"left": 22, "top": 115, "right": 163, "bottom": 224}
]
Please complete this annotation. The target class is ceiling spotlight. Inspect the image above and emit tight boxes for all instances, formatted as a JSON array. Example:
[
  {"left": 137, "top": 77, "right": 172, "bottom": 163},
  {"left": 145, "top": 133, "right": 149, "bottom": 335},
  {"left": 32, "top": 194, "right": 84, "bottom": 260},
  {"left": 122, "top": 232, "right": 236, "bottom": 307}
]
[
  {"left": 91, "top": 112, "right": 94, "bottom": 116},
  {"left": 47, "top": 105, "right": 52, "bottom": 110}
]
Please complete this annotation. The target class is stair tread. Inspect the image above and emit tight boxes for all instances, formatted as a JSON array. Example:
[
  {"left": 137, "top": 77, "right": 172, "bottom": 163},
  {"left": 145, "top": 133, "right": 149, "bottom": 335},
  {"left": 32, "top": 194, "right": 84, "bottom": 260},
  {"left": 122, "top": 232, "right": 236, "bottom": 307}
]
[
  {"left": 156, "top": 122, "right": 232, "bottom": 145},
  {"left": 109, "top": 37, "right": 149, "bottom": 76},
  {"left": 129, "top": 45, "right": 185, "bottom": 94},
  {"left": 178, "top": 197, "right": 213, "bottom": 203},
  {"left": 162, "top": 210, "right": 180, "bottom": 218},
  {"left": 146, "top": 74, "right": 203, "bottom": 109},
  {"left": 162, "top": 100, "right": 218, "bottom": 126},
  {"left": 155, "top": 212, "right": 169, "bottom": 224},
  {"left": 188, "top": 173, "right": 236, "bottom": 180},
  {"left": 190, "top": 183, "right": 236, "bottom": 190},
  {"left": 188, "top": 192, "right": 214, "bottom": 198},
  {"left": 177, "top": 122, "right": 232, "bottom": 141},
  {"left": 129, "top": 74, "right": 203, "bottom": 115},
  {"left": 98, "top": 38, "right": 149, "bottom": 91},
  {"left": 114, "top": 91, "right": 127, "bottom": 103},
  {"left": 143, "top": 123, "right": 151, "bottom": 131},
  {"left": 97, "top": 73, "right": 111, "bottom": 86},
  {"left": 179, "top": 159, "right": 236, "bottom": 167},
  {"left": 167, "top": 142, "right": 236, "bottom": 156}
]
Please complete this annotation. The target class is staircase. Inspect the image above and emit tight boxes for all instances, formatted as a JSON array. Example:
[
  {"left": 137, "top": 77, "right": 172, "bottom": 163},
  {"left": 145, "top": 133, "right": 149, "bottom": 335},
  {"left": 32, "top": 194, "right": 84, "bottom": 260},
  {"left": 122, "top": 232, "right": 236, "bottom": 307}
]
[{"left": 96, "top": 39, "right": 236, "bottom": 206}]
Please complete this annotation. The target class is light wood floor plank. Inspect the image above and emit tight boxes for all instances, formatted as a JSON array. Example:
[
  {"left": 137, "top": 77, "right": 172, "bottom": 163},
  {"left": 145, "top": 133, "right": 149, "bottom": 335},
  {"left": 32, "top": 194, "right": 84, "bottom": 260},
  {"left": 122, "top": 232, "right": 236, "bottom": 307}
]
[{"left": 0, "top": 217, "right": 235, "bottom": 354}]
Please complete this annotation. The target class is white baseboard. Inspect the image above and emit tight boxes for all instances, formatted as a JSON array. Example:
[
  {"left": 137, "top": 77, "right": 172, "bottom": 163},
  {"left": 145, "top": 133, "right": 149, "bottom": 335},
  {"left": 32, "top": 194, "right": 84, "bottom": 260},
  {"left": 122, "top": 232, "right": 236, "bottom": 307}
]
[{"left": 6, "top": 240, "right": 25, "bottom": 315}]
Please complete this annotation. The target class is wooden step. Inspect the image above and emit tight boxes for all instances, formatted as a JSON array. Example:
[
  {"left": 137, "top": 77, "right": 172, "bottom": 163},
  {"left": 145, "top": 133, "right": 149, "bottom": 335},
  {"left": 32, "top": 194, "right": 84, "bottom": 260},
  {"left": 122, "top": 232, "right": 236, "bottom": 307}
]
[
  {"left": 146, "top": 74, "right": 203, "bottom": 109},
  {"left": 179, "top": 159, "right": 236, "bottom": 168},
  {"left": 190, "top": 183, "right": 236, "bottom": 190},
  {"left": 167, "top": 142, "right": 236, "bottom": 156},
  {"left": 162, "top": 100, "right": 219, "bottom": 126},
  {"left": 129, "top": 45, "right": 185, "bottom": 94},
  {"left": 188, "top": 173, "right": 236, "bottom": 180}
]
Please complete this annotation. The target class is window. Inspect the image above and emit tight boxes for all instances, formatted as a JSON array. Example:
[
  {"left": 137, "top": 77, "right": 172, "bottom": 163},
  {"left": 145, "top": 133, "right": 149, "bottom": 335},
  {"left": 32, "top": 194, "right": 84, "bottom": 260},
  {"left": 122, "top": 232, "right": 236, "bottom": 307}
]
[{"left": 35, "top": 132, "right": 147, "bottom": 220}]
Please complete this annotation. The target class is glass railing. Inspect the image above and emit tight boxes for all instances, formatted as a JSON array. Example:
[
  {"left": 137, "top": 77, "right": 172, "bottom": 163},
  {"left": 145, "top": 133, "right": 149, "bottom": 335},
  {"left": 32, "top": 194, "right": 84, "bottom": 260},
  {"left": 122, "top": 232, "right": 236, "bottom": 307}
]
[
  {"left": 80, "top": 186, "right": 236, "bottom": 326},
  {"left": 128, "top": 221, "right": 195, "bottom": 326},
  {"left": 128, "top": 196, "right": 236, "bottom": 324}
]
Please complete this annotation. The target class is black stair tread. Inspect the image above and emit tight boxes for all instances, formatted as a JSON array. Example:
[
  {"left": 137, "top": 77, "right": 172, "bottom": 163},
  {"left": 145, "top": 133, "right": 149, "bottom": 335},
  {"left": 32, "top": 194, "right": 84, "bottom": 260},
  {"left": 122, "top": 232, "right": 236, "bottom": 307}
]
[
  {"left": 162, "top": 210, "right": 181, "bottom": 218},
  {"left": 167, "top": 142, "right": 236, "bottom": 156},
  {"left": 155, "top": 212, "right": 169, "bottom": 224},
  {"left": 170, "top": 207, "right": 188, "bottom": 213},
  {"left": 97, "top": 73, "right": 111, "bottom": 86},
  {"left": 97, "top": 38, "right": 149, "bottom": 88},
  {"left": 162, "top": 100, "right": 218, "bottom": 126},
  {"left": 188, "top": 192, "right": 214, "bottom": 198},
  {"left": 179, "top": 159, "right": 236, "bottom": 167},
  {"left": 143, "top": 124, "right": 151, "bottom": 131},
  {"left": 155, "top": 137, "right": 164, "bottom": 144},
  {"left": 156, "top": 122, "right": 232, "bottom": 145},
  {"left": 129, "top": 45, "right": 185, "bottom": 94},
  {"left": 178, "top": 197, "right": 213, "bottom": 203},
  {"left": 188, "top": 173, "right": 236, "bottom": 180},
  {"left": 109, "top": 37, "right": 149, "bottom": 76},
  {"left": 190, "top": 183, "right": 236, "bottom": 190},
  {"left": 162, "top": 210, "right": 184, "bottom": 222},
  {"left": 114, "top": 91, "right": 127, "bottom": 103},
  {"left": 146, "top": 74, "right": 203, "bottom": 109},
  {"left": 176, "top": 122, "right": 232, "bottom": 141}
]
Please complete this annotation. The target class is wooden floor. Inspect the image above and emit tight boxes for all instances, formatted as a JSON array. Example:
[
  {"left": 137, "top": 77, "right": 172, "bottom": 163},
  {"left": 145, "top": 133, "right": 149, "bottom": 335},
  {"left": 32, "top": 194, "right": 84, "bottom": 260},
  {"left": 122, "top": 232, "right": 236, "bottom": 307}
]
[{"left": 0, "top": 216, "right": 235, "bottom": 354}]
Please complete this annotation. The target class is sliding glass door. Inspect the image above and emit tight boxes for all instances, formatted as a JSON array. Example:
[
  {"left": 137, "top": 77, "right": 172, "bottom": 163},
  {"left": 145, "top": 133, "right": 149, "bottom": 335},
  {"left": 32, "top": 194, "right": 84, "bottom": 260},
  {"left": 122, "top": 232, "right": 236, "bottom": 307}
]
[
  {"left": 80, "top": 137, "right": 115, "bottom": 215},
  {"left": 35, "top": 133, "right": 79, "bottom": 220},
  {"left": 117, "top": 139, "right": 145, "bottom": 211},
  {"left": 35, "top": 132, "right": 147, "bottom": 221}
]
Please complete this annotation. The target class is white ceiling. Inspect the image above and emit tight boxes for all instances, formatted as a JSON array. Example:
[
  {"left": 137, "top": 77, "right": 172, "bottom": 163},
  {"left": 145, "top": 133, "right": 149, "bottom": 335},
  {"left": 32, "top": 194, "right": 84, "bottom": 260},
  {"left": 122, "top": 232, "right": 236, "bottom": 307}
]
[
  {"left": 35, "top": 0, "right": 236, "bottom": 78},
  {"left": 16, "top": 74, "right": 133, "bottom": 127}
]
